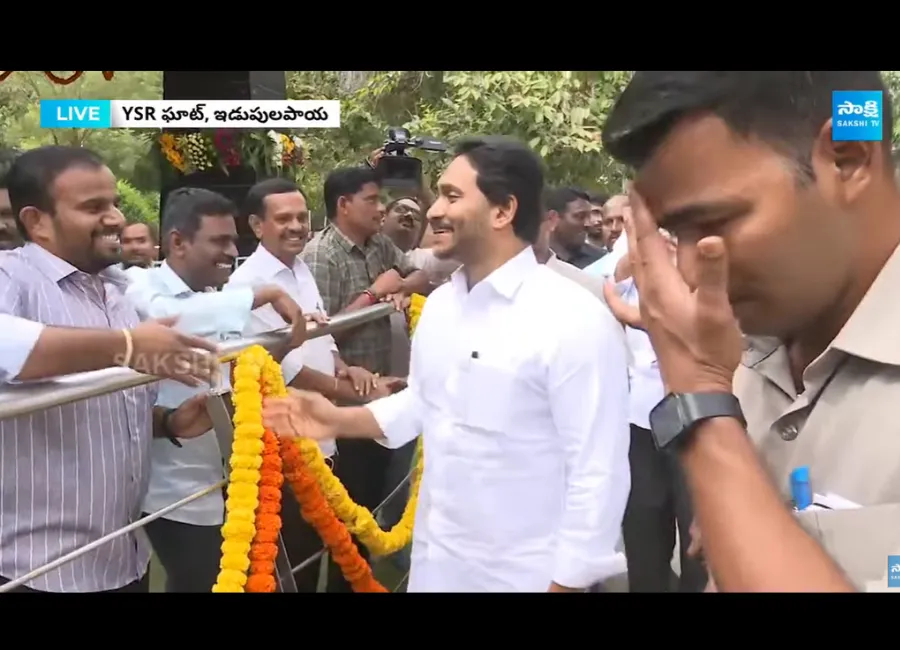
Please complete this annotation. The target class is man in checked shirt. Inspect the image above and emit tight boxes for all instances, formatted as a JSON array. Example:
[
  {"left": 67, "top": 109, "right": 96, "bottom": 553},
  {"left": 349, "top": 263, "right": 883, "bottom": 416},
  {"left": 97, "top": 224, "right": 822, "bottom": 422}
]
[{"left": 301, "top": 165, "right": 429, "bottom": 592}]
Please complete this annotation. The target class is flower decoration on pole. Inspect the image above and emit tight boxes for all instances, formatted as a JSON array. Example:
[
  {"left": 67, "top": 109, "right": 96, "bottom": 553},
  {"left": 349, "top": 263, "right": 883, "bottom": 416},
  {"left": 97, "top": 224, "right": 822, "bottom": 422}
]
[{"left": 158, "top": 129, "right": 306, "bottom": 177}]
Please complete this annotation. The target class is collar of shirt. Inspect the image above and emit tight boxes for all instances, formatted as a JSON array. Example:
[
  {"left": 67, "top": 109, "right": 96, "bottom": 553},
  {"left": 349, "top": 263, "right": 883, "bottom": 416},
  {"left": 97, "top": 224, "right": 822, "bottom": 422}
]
[
  {"left": 327, "top": 223, "right": 371, "bottom": 255},
  {"left": 22, "top": 242, "right": 129, "bottom": 291},
  {"left": 243, "top": 243, "right": 300, "bottom": 280},
  {"left": 744, "top": 241, "right": 900, "bottom": 370},
  {"left": 448, "top": 245, "right": 537, "bottom": 300},
  {"left": 154, "top": 260, "right": 194, "bottom": 297}
]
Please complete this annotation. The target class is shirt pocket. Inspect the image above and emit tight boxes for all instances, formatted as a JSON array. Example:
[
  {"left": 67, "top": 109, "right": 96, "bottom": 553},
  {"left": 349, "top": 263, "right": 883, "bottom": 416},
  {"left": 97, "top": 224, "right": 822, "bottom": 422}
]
[
  {"left": 796, "top": 502, "right": 900, "bottom": 589},
  {"left": 448, "top": 357, "right": 518, "bottom": 434}
]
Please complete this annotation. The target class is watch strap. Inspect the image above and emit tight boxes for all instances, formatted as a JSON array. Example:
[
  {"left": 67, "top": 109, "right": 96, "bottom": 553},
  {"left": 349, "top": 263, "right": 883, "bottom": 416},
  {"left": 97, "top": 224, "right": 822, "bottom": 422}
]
[{"left": 650, "top": 391, "right": 744, "bottom": 451}]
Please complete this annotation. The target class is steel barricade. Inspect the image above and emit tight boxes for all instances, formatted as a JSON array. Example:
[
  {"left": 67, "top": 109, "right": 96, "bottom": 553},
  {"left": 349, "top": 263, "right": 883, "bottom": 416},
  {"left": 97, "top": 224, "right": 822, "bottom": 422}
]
[{"left": 0, "top": 303, "right": 403, "bottom": 593}]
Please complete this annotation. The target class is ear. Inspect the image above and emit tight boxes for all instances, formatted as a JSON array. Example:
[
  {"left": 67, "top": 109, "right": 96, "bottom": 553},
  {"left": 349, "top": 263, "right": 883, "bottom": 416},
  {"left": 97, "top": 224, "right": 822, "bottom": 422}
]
[
  {"left": 546, "top": 209, "right": 560, "bottom": 232},
  {"left": 813, "top": 117, "right": 879, "bottom": 204},
  {"left": 337, "top": 195, "right": 349, "bottom": 216},
  {"left": 248, "top": 214, "right": 264, "bottom": 240},
  {"left": 18, "top": 206, "right": 49, "bottom": 242},
  {"left": 168, "top": 230, "right": 186, "bottom": 257},
  {"left": 492, "top": 195, "right": 519, "bottom": 231}
]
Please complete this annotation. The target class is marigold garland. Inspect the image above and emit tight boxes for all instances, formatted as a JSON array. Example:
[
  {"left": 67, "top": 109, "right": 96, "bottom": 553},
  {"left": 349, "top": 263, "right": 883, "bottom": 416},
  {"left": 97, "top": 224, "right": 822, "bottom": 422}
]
[
  {"left": 246, "top": 429, "right": 283, "bottom": 593},
  {"left": 213, "top": 346, "right": 269, "bottom": 592},
  {"left": 281, "top": 440, "right": 388, "bottom": 592},
  {"left": 291, "top": 292, "right": 427, "bottom": 556},
  {"left": 214, "top": 293, "right": 429, "bottom": 592}
]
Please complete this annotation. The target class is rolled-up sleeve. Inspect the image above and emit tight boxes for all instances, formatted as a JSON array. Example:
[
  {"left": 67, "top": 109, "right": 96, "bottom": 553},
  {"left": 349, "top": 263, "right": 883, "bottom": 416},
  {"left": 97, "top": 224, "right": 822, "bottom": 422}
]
[
  {"left": 548, "top": 302, "right": 631, "bottom": 589},
  {"left": 0, "top": 267, "right": 45, "bottom": 383},
  {"left": 126, "top": 275, "right": 254, "bottom": 336}
]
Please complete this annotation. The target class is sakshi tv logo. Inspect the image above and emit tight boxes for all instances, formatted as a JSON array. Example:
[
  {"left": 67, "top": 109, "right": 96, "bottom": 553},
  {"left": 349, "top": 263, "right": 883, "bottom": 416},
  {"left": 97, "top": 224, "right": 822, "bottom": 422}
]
[
  {"left": 888, "top": 555, "right": 900, "bottom": 588},
  {"left": 832, "top": 91, "right": 882, "bottom": 142}
]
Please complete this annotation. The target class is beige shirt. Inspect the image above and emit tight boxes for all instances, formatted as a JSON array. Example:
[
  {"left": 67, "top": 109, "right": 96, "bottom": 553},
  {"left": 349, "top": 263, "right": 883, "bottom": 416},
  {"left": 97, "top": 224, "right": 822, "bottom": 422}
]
[{"left": 735, "top": 242, "right": 900, "bottom": 591}]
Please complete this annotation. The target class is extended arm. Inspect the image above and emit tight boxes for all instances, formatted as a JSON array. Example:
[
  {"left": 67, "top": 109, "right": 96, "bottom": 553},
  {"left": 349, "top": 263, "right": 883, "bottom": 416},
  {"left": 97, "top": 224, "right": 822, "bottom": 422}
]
[{"left": 548, "top": 305, "right": 631, "bottom": 591}]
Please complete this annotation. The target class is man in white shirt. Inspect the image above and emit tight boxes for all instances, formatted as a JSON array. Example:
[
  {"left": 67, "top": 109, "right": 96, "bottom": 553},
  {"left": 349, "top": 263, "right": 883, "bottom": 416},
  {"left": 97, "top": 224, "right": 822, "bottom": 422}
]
[
  {"left": 584, "top": 196, "right": 630, "bottom": 280},
  {"left": 591, "top": 239, "right": 705, "bottom": 592},
  {"left": 229, "top": 177, "right": 402, "bottom": 591},
  {"left": 262, "top": 136, "right": 631, "bottom": 592},
  {"left": 127, "top": 187, "right": 308, "bottom": 592}
]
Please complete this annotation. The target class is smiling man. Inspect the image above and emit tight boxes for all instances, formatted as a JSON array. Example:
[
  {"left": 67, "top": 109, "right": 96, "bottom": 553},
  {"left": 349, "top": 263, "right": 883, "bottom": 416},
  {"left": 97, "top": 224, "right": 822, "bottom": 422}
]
[
  {"left": 0, "top": 146, "right": 215, "bottom": 593},
  {"left": 264, "top": 136, "right": 631, "bottom": 592},
  {"left": 126, "top": 186, "right": 309, "bottom": 592}
]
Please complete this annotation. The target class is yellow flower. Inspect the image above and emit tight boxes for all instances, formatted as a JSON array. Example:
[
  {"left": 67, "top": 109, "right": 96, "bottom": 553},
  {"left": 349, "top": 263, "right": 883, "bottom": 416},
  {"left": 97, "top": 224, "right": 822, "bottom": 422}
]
[{"left": 212, "top": 347, "right": 269, "bottom": 593}]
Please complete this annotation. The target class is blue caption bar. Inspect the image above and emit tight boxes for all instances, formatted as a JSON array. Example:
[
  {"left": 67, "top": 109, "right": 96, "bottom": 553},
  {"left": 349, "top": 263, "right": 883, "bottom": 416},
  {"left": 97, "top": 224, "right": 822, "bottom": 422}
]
[{"left": 40, "top": 99, "right": 111, "bottom": 129}]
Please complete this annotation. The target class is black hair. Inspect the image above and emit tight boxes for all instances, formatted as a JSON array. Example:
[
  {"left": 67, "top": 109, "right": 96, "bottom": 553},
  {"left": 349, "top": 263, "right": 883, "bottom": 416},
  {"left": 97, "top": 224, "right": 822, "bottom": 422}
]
[
  {"left": 0, "top": 148, "right": 21, "bottom": 190},
  {"left": 602, "top": 71, "right": 894, "bottom": 183},
  {"left": 323, "top": 166, "right": 380, "bottom": 220},
  {"left": 244, "top": 177, "right": 308, "bottom": 219},
  {"left": 543, "top": 186, "right": 590, "bottom": 214},
  {"left": 162, "top": 187, "right": 236, "bottom": 242},
  {"left": 453, "top": 135, "right": 544, "bottom": 244},
  {"left": 586, "top": 191, "right": 609, "bottom": 206},
  {"left": 6, "top": 145, "right": 105, "bottom": 240},
  {"left": 123, "top": 220, "right": 158, "bottom": 242}
]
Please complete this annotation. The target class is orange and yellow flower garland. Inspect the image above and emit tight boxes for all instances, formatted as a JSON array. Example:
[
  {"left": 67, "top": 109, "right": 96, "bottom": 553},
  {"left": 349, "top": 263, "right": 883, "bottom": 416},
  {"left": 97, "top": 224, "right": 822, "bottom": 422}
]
[
  {"left": 213, "top": 346, "right": 269, "bottom": 592},
  {"left": 245, "top": 429, "right": 283, "bottom": 593},
  {"left": 281, "top": 440, "right": 388, "bottom": 592},
  {"left": 214, "top": 294, "right": 428, "bottom": 592},
  {"left": 291, "top": 293, "right": 426, "bottom": 556}
]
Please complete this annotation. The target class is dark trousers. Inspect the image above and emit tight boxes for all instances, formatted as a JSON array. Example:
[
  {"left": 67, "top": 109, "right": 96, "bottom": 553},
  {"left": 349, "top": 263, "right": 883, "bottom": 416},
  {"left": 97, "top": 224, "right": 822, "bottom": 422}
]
[
  {"left": 144, "top": 515, "right": 221, "bottom": 593},
  {"left": 622, "top": 424, "right": 707, "bottom": 593},
  {"left": 326, "top": 438, "right": 393, "bottom": 593},
  {"left": 0, "top": 572, "right": 149, "bottom": 593}
]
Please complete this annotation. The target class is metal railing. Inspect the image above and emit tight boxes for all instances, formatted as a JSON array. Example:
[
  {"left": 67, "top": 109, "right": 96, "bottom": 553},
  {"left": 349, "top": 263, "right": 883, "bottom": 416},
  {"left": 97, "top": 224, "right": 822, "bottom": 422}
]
[{"left": 0, "top": 303, "right": 405, "bottom": 593}]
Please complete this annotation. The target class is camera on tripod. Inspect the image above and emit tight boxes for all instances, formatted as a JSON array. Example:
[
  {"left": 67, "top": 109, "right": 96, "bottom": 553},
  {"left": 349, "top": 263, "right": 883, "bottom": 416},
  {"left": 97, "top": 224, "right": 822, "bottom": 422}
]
[{"left": 375, "top": 127, "right": 448, "bottom": 189}]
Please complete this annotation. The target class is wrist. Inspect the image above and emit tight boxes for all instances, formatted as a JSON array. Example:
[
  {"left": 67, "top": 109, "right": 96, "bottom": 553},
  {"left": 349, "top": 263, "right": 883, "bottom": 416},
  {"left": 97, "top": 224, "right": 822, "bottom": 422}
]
[{"left": 362, "top": 288, "right": 379, "bottom": 304}]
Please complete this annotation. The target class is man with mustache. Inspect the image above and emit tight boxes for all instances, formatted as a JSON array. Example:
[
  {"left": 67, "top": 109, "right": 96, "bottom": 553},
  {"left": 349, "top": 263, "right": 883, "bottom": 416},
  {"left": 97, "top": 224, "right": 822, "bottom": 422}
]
[
  {"left": 264, "top": 136, "right": 630, "bottom": 592},
  {"left": 301, "top": 166, "right": 430, "bottom": 592},
  {"left": 229, "top": 177, "right": 403, "bottom": 591},
  {"left": 126, "top": 187, "right": 309, "bottom": 592},
  {"left": 0, "top": 146, "right": 218, "bottom": 592},
  {"left": 0, "top": 148, "right": 23, "bottom": 251},
  {"left": 601, "top": 70, "right": 900, "bottom": 591}
]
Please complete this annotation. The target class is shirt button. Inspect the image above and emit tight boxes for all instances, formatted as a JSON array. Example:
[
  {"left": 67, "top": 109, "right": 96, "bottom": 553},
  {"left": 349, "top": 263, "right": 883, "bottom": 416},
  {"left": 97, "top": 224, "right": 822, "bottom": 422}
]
[{"left": 780, "top": 424, "right": 799, "bottom": 441}]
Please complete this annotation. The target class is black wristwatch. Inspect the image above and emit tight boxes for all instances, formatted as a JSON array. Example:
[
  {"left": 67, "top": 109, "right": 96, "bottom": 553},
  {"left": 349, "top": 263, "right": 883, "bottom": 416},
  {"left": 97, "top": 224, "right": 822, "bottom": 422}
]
[{"left": 648, "top": 392, "right": 745, "bottom": 451}]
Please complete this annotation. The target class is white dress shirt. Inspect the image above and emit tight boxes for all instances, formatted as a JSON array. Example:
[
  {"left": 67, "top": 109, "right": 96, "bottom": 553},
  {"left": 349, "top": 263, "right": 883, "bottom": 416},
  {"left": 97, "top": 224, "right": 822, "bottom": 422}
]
[
  {"left": 615, "top": 277, "right": 665, "bottom": 430},
  {"left": 367, "top": 247, "right": 631, "bottom": 592},
  {"left": 126, "top": 262, "right": 255, "bottom": 526},
  {"left": 228, "top": 244, "right": 337, "bottom": 457},
  {"left": 584, "top": 232, "right": 628, "bottom": 280}
]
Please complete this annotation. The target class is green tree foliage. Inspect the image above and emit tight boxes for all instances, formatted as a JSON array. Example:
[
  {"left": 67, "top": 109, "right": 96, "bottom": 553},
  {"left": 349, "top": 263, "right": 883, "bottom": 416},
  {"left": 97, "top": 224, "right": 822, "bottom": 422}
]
[
  {"left": 0, "top": 72, "right": 162, "bottom": 192},
  {"left": 116, "top": 179, "right": 160, "bottom": 225},
  {"left": 286, "top": 71, "right": 633, "bottom": 220}
]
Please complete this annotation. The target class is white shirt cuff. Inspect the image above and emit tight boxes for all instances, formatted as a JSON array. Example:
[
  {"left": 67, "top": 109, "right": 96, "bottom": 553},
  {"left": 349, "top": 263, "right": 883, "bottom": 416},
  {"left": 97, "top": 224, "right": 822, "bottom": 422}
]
[
  {"left": 366, "top": 390, "right": 419, "bottom": 450},
  {"left": 552, "top": 550, "right": 628, "bottom": 590},
  {"left": 280, "top": 348, "right": 304, "bottom": 385},
  {"left": 1, "top": 317, "right": 45, "bottom": 381}
]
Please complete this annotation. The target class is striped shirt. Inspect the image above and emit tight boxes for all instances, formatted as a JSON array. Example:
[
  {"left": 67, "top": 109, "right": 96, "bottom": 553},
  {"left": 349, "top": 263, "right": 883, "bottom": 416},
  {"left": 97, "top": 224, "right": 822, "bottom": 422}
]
[{"left": 0, "top": 244, "right": 155, "bottom": 592}]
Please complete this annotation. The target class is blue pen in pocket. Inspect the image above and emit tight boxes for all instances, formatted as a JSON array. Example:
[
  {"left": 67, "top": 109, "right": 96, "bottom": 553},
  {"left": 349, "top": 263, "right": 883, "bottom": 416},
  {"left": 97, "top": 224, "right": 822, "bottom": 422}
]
[{"left": 790, "top": 465, "right": 812, "bottom": 511}]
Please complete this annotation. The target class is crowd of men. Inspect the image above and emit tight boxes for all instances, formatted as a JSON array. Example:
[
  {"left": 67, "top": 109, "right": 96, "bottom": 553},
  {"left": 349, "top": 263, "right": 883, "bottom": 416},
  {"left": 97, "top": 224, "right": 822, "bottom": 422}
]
[{"left": 2, "top": 70, "right": 900, "bottom": 593}]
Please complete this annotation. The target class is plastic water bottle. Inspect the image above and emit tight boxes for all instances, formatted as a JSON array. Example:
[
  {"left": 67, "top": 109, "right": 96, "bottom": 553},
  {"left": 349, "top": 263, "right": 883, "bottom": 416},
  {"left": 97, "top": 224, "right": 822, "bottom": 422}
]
[{"left": 790, "top": 466, "right": 812, "bottom": 511}]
